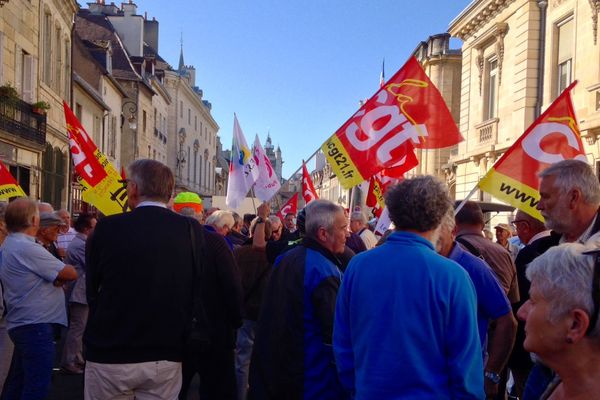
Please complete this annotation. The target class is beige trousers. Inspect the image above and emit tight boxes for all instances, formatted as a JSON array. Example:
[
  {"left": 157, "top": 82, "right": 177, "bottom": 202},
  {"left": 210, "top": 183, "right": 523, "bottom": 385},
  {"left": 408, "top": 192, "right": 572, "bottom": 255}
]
[{"left": 84, "top": 360, "right": 181, "bottom": 400}]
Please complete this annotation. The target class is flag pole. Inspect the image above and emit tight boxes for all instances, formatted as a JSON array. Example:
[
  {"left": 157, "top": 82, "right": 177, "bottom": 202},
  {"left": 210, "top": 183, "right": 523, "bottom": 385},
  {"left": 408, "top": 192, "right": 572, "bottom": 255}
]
[
  {"left": 454, "top": 183, "right": 479, "bottom": 215},
  {"left": 250, "top": 187, "right": 258, "bottom": 214},
  {"left": 285, "top": 147, "right": 320, "bottom": 183}
]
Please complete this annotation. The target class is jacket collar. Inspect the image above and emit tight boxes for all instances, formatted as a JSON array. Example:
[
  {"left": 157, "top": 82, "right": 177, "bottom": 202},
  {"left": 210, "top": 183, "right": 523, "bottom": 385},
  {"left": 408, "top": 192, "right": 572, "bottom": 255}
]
[{"left": 302, "top": 237, "right": 343, "bottom": 269}]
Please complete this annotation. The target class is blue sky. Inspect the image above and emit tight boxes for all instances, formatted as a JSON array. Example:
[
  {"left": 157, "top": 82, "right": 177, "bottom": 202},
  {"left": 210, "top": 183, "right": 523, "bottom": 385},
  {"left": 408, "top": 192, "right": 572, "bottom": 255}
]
[{"left": 135, "top": 0, "right": 471, "bottom": 178}]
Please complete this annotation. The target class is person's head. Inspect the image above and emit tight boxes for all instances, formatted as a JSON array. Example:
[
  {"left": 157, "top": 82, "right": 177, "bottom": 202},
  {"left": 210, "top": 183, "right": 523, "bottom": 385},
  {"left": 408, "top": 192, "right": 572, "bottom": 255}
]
[
  {"left": 386, "top": 175, "right": 452, "bottom": 240},
  {"left": 205, "top": 207, "right": 220, "bottom": 219},
  {"left": 56, "top": 209, "right": 72, "bottom": 234},
  {"left": 436, "top": 209, "right": 456, "bottom": 257},
  {"left": 349, "top": 211, "right": 367, "bottom": 234},
  {"left": 5, "top": 198, "right": 39, "bottom": 235},
  {"left": 243, "top": 214, "right": 255, "bottom": 229},
  {"left": 512, "top": 210, "right": 547, "bottom": 245},
  {"left": 304, "top": 200, "right": 348, "bottom": 254},
  {"left": 296, "top": 208, "right": 306, "bottom": 236},
  {"left": 127, "top": 159, "right": 175, "bottom": 208},
  {"left": 454, "top": 201, "right": 485, "bottom": 231},
  {"left": 250, "top": 217, "right": 272, "bottom": 241},
  {"left": 268, "top": 215, "right": 283, "bottom": 241},
  {"left": 37, "top": 211, "right": 66, "bottom": 244},
  {"left": 231, "top": 212, "right": 243, "bottom": 233},
  {"left": 537, "top": 160, "right": 600, "bottom": 235},
  {"left": 494, "top": 223, "right": 512, "bottom": 245},
  {"left": 73, "top": 213, "right": 97, "bottom": 236},
  {"left": 173, "top": 192, "right": 203, "bottom": 221},
  {"left": 517, "top": 241, "right": 600, "bottom": 368},
  {"left": 37, "top": 201, "right": 54, "bottom": 214},
  {"left": 205, "top": 210, "right": 234, "bottom": 236},
  {"left": 284, "top": 213, "right": 296, "bottom": 231}
]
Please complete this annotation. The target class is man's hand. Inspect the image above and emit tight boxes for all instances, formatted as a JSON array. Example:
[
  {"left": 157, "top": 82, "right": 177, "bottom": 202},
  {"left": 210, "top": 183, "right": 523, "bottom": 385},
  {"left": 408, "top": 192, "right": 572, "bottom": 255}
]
[
  {"left": 484, "top": 379, "right": 498, "bottom": 399},
  {"left": 257, "top": 202, "right": 270, "bottom": 219}
]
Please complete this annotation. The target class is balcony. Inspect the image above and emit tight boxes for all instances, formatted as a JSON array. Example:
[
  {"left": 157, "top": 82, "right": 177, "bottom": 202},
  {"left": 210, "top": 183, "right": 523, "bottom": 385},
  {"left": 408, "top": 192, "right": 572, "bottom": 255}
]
[
  {"left": 0, "top": 99, "right": 46, "bottom": 146},
  {"left": 474, "top": 118, "right": 498, "bottom": 148}
]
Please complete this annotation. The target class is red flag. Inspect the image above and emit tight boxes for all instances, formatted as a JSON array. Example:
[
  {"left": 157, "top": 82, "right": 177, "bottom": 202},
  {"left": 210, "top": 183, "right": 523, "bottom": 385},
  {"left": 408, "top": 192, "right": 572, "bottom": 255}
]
[
  {"left": 277, "top": 193, "right": 298, "bottom": 221},
  {"left": 0, "top": 160, "right": 26, "bottom": 199},
  {"left": 302, "top": 162, "right": 319, "bottom": 204},
  {"left": 120, "top": 165, "right": 127, "bottom": 181},
  {"left": 479, "top": 81, "right": 584, "bottom": 221},
  {"left": 322, "top": 56, "right": 461, "bottom": 188},
  {"left": 366, "top": 175, "right": 385, "bottom": 208},
  {"left": 64, "top": 102, "right": 108, "bottom": 186}
]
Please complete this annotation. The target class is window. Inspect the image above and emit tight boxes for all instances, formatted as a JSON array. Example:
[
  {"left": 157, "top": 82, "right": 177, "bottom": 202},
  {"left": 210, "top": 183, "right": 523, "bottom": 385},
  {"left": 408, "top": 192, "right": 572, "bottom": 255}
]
[
  {"left": 188, "top": 108, "right": 191, "bottom": 124},
  {"left": 484, "top": 58, "right": 498, "bottom": 120},
  {"left": 110, "top": 115, "right": 117, "bottom": 157},
  {"left": 43, "top": 13, "right": 52, "bottom": 85},
  {"left": 64, "top": 41, "right": 70, "bottom": 101},
  {"left": 195, "top": 115, "right": 197, "bottom": 130},
  {"left": 198, "top": 155, "right": 203, "bottom": 186},
  {"left": 193, "top": 152, "right": 197, "bottom": 183},
  {"left": 0, "top": 33, "right": 4, "bottom": 83},
  {"left": 55, "top": 27, "right": 62, "bottom": 93},
  {"left": 180, "top": 101, "right": 183, "bottom": 117},
  {"left": 75, "top": 103, "right": 82, "bottom": 121},
  {"left": 142, "top": 110, "right": 147, "bottom": 133},
  {"left": 557, "top": 18, "right": 574, "bottom": 96},
  {"left": 187, "top": 146, "right": 191, "bottom": 181}
]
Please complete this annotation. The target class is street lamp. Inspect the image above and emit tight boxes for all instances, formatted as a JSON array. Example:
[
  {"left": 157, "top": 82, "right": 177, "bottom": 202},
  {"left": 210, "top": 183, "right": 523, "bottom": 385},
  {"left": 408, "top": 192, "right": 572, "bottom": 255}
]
[{"left": 121, "top": 99, "right": 137, "bottom": 130}]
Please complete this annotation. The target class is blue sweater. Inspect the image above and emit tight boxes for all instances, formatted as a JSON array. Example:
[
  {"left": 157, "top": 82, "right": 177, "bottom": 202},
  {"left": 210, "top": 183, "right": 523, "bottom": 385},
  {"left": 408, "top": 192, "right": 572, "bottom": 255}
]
[{"left": 333, "top": 231, "right": 484, "bottom": 399}]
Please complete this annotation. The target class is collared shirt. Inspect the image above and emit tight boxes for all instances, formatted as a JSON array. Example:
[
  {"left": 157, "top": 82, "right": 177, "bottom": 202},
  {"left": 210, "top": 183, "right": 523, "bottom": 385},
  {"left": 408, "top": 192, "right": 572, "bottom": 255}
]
[
  {"left": 136, "top": 201, "right": 167, "bottom": 209},
  {"left": 559, "top": 214, "right": 598, "bottom": 244},
  {"left": 527, "top": 230, "right": 552, "bottom": 245},
  {"left": 57, "top": 227, "right": 77, "bottom": 250},
  {"left": 0, "top": 232, "right": 67, "bottom": 329}
]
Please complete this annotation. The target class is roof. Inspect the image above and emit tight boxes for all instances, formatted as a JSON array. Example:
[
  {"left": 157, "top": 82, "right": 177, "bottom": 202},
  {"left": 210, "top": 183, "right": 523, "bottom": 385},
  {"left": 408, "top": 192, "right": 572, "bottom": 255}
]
[{"left": 76, "top": 10, "right": 141, "bottom": 82}]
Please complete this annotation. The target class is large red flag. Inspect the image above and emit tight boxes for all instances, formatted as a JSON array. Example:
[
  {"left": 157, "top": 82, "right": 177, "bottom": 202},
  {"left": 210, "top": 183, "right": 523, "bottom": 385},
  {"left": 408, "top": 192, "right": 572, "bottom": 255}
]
[
  {"left": 479, "top": 81, "right": 584, "bottom": 221},
  {"left": 322, "top": 56, "right": 461, "bottom": 188},
  {"left": 302, "top": 162, "right": 319, "bottom": 204},
  {"left": 277, "top": 193, "right": 298, "bottom": 221}
]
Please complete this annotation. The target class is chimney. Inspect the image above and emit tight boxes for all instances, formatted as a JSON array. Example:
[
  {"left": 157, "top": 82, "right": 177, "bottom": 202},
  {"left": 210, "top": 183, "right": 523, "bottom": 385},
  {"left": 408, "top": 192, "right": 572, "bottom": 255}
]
[
  {"left": 121, "top": 1, "right": 137, "bottom": 17},
  {"left": 144, "top": 18, "right": 159, "bottom": 52}
]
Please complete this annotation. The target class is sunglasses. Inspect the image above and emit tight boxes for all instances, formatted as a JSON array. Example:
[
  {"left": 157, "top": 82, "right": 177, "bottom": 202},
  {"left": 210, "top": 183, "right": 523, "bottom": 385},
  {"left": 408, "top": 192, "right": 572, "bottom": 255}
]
[{"left": 582, "top": 249, "right": 600, "bottom": 335}]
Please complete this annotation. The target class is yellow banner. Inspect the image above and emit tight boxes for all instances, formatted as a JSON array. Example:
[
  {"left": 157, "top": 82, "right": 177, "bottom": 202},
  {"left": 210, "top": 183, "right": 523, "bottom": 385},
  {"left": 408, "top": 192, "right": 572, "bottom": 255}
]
[
  {"left": 321, "top": 134, "right": 364, "bottom": 188},
  {"left": 0, "top": 184, "right": 26, "bottom": 200},
  {"left": 479, "top": 168, "right": 543, "bottom": 221},
  {"left": 78, "top": 149, "right": 128, "bottom": 215}
]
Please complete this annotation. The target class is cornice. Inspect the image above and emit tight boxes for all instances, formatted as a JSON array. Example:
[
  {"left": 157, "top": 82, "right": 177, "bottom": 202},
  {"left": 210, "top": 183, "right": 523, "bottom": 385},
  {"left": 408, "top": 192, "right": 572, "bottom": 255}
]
[{"left": 449, "top": 0, "right": 515, "bottom": 40}]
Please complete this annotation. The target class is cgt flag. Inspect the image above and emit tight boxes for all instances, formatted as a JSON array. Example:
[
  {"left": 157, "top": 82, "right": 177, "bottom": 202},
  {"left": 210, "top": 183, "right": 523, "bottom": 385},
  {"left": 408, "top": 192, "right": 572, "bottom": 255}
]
[
  {"left": 64, "top": 101, "right": 128, "bottom": 215},
  {"left": 253, "top": 134, "right": 281, "bottom": 202},
  {"left": 226, "top": 115, "right": 259, "bottom": 209},
  {"left": 0, "top": 160, "right": 26, "bottom": 199},
  {"left": 302, "top": 162, "right": 319, "bottom": 204},
  {"left": 479, "top": 81, "right": 585, "bottom": 221},
  {"left": 277, "top": 193, "right": 298, "bottom": 221},
  {"left": 321, "top": 56, "right": 461, "bottom": 189}
]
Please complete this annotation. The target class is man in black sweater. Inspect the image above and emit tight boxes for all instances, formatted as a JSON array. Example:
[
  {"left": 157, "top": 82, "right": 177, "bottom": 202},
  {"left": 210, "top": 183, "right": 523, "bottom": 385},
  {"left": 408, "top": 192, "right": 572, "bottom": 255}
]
[{"left": 84, "top": 159, "right": 242, "bottom": 399}]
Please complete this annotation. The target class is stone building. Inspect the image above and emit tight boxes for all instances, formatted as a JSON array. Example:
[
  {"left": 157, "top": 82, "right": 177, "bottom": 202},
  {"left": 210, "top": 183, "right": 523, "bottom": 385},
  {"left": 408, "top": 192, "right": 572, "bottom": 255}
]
[
  {"left": 264, "top": 134, "right": 283, "bottom": 182},
  {"left": 448, "top": 0, "right": 600, "bottom": 205},
  {"left": 0, "top": 0, "right": 78, "bottom": 208},
  {"left": 164, "top": 45, "right": 219, "bottom": 197}
]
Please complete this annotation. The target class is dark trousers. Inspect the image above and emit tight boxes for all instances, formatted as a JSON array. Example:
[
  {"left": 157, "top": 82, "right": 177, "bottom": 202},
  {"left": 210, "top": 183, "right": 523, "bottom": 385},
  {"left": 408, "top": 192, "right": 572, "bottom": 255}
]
[
  {"left": 1, "top": 323, "right": 56, "bottom": 400},
  {"left": 179, "top": 347, "right": 236, "bottom": 400}
]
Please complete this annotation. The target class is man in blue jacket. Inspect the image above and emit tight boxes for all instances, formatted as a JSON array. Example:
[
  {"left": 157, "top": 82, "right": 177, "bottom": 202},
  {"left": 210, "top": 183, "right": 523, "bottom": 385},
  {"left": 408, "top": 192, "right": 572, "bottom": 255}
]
[
  {"left": 249, "top": 199, "right": 349, "bottom": 400},
  {"left": 333, "top": 175, "right": 484, "bottom": 399}
]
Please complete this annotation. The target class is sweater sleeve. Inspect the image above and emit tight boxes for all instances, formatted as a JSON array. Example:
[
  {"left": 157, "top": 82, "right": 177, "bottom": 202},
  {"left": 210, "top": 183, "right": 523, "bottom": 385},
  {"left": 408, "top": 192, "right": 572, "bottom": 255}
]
[
  {"left": 446, "top": 268, "right": 485, "bottom": 399},
  {"left": 333, "top": 269, "right": 355, "bottom": 394}
]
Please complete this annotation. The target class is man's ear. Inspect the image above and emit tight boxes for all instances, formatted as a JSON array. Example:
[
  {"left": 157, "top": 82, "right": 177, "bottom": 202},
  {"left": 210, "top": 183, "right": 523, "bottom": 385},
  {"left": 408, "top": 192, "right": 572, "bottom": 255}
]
[
  {"left": 316, "top": 226, "right": 328, "bottom": 243},
  {"left": 569, "top": 188, "right": 582, "bottom": 208}
]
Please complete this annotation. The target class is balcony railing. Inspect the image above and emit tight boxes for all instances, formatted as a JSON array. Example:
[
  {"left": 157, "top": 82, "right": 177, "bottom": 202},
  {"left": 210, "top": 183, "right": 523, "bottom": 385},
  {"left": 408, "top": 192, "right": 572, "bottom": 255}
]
[
  {"left": 475, "top": 118, "right": 498, "bottom": 147},
  {"left": 0, "top": 99, "right": 47, "bottom": 146}
]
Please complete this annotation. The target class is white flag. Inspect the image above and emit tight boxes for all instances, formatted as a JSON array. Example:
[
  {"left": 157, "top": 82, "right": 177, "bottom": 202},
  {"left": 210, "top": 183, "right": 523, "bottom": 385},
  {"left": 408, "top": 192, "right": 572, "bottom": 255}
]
[
  {"left": 253, "top": 134, "right": 281, "bottom": 202},
  {"left": 374, "top": 206, "right": 393, "bottom": 236},
  {"left": 226, "top": 115, "right": 259, "bottom": 209}
]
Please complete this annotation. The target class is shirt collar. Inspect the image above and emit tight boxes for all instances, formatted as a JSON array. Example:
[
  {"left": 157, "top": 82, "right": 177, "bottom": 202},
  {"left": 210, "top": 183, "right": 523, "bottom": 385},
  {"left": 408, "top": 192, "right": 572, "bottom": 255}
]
[
  {"left": 9, "top": 232, "right": 36, "bottom": 242},
  {"left": 136, "top": 201, "right": 167, "bottom": 209},
  {"left": 527, "top": 230, "right": 551, "bottom": 245},
  {"left": 559, "top": 214, "right": 598, "bottom": 244}
]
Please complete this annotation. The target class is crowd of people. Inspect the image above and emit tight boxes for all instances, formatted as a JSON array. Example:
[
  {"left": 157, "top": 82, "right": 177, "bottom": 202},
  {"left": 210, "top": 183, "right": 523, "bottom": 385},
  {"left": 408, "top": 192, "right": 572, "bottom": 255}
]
[{"left": 0, "top": 158, "right": 599, "bottom": 399}]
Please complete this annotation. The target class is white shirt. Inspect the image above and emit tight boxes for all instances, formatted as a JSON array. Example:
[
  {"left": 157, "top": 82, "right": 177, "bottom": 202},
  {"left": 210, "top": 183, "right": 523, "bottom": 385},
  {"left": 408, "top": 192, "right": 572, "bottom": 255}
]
[{"left": 359, "top": 228, "right": 378, "bottom": 250}]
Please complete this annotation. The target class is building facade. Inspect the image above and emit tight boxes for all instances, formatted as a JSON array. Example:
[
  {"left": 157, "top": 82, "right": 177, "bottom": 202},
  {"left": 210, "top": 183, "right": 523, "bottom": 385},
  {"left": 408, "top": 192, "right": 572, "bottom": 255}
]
[{"left": 448, "top": 0, "right": 600, "bottom": 209}]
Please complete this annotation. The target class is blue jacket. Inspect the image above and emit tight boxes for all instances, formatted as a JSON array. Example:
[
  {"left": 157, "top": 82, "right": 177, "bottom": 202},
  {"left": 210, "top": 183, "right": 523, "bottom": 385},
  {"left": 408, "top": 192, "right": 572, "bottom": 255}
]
[
  {"left": 333, "top": 231, "right": 484, "bottom": 399},
  {"left": 249, "top": 238, "right": 348, "bottom": 400}
]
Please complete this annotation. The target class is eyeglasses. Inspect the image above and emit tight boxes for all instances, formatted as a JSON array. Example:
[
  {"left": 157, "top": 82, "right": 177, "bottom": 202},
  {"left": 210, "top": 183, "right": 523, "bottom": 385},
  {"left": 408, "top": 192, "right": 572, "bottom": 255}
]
[
  {"left": 582, "top": 249, "right": 600, "bottom": 335},
  {"left": 511, "top": 219, "right": 528, "bottom": 226}
]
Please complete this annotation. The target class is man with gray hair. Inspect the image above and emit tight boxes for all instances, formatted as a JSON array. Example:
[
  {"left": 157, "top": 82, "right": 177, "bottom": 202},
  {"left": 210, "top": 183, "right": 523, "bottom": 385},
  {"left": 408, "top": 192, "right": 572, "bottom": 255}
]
[
  {"left": 333, "top": 176, "right": 483, "bottom": 398},
  {"left": 537, "top": 159, "right": 600, "bottom": 243},
  {"left": 0, "top": 198, "right": 77, "bottom": 399},
  {"left": 349, "top": 211, "right": 377, "bottom": 250},
  {"left": 249, "top": 199, "right": 349, "bottom": 399},
  {"left": 228, "top": 211, "right": 248, "bottom": 247}
]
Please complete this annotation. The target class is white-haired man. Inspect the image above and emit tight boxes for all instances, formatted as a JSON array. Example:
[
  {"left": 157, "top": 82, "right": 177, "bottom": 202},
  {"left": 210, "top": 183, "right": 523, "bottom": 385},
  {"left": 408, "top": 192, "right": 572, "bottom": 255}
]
[
  {"left": 206, "top": 210, "right": 235, "bottom": 250},
  {"left": 349, "top": 211, "right": 377, "bottom": 250}
]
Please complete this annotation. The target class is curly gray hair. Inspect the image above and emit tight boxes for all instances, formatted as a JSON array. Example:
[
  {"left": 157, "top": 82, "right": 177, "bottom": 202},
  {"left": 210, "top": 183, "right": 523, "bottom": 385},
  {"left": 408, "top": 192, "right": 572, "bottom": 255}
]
[
  {"left": 385, "top": 175, "right": 452, "bottom": 232},
  {"left": 538, "top": 160, "right": 600, "bottom": 205},
  {"left": 527, "top": 240, "right": 600, "bottom": 337}
]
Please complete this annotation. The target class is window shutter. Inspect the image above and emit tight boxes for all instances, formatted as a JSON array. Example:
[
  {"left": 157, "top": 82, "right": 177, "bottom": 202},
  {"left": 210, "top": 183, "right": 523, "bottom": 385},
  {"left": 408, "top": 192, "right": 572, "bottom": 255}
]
[
  {"left": 22, "top": 54, "right": 35, "bottom": 102},
  {"left": 14, "top": 44, "right": 22, "bottom": 94}
]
